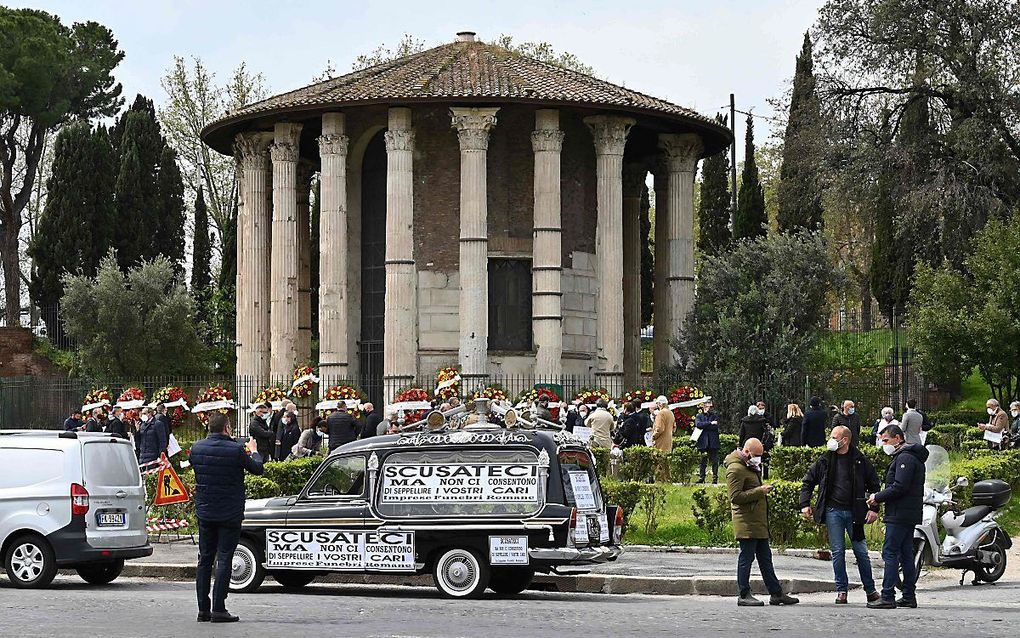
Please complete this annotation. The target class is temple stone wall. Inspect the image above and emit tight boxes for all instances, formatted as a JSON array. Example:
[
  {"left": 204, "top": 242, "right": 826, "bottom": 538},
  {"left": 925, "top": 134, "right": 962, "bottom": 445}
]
[{"left": 561, "top": 251, "right": 598, "bottom": 360}]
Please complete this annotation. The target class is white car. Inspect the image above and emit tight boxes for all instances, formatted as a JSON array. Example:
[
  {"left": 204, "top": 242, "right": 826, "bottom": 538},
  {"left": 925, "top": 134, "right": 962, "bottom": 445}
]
[{"left": 0, "top": 430, "right": 152, "bottom": 587}]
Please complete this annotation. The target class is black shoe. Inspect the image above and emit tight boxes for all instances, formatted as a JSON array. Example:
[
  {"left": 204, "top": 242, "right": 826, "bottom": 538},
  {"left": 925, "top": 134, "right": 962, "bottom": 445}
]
[
  {"left": 896, "top": 597, "right": 918, "bottom": 608},
  {"left": 210, "top": 611, "right": 239, "bottom": 623},
  {"left": 835, "top": 592, "right": 848, "bottom": 604},
  {"left": 197, "top": 612, "right": 211, "bottom": 623},
  {"left": 867, "top": 599, "right": 896, "bottom": 609},
  {"left": 770, "top": 593, "right": 800, "bottom": 605},
  {"left": 737, "top": 593, "right": 764, "bottom": 606},
  {"left": 697, "top": 478, "right": 706, "bottom": 484}
]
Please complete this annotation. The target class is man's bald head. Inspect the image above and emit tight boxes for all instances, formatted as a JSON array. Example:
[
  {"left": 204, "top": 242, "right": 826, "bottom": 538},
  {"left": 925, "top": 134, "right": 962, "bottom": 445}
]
[
  {"left": 743, "top": 438, "right": 764, "bottom": 457},
  {"left": 832, "top": 425, "right": 850, "bottom": 440}
]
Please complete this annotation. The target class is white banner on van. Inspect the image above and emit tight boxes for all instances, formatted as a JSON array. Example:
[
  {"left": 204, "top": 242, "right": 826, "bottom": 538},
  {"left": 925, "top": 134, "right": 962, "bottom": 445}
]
[
  {"left": 265, "top": 529, "right": 415, "bottom": 571},
  {"left": 380, "top": 463, "right": 540, "bottom": 504}
]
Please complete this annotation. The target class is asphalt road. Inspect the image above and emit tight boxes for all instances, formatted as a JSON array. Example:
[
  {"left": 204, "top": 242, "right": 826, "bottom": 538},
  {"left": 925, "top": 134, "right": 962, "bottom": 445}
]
[{"left": 1, "top": 574, "right": 1018, "bottom": 638}]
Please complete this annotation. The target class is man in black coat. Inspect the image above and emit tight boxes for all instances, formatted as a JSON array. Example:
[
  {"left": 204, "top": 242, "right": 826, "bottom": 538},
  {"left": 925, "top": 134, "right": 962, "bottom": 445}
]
[
  {"left": 155, "top": 404, "right": 173, "bottom": 450},
  {"left": 831, "top": 400, "right": 862, "bottom": 448},
  {"left": 614, "top": 401, "right": 647, "bottom": 449},
  {"left": 248, "top": 402, "right": 275, "bottom": 460},
  {"left": 105, "top": 407, "right": 128, "bottom": 440},
  {"left": 275, "top": 411, "right": 301, "bottom": 460},
  {"left": 84, "top": 408, "right": 104, "bottom": 432},
  {"left": 361, "top": 402, "right": 382, "bottom": 439},
  {"left": 190, "top": 413, "right": 264, "bottom": 623},
  {"left": 327, "top": 404, "right": 358, "bottom": 451},
  {"left": 135, "top": 407, "right": 166, "bottom": 464},
  {"left": 867, "top": 424, "right": 928, "bottom": 609},
  {"left": 64, "top": 410, "right": 82, "bottom": 432},
  {"left": 800, "top": 425, "right": 881, "bottom": 604},
  {"left": 801, "top": 396, "right": 828, "bottom": 447}
]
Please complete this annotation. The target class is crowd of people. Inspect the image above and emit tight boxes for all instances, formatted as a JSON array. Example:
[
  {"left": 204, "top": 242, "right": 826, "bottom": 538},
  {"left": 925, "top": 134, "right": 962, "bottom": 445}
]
[{"left": 63, "top": 403, "right": 173, "bottom": 464}]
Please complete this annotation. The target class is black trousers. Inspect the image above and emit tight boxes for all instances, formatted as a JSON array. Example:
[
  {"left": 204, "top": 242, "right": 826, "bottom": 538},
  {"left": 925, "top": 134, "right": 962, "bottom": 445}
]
[
  {"left": 196, "top": 519, "right": 242, "bottom": 613},
  {"left": 699, "top": 448, "right": 719, "bottom": 481}
]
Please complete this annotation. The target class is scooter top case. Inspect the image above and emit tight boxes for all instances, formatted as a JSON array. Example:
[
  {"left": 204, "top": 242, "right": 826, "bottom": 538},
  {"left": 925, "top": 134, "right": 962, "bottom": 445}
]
[{"left": 972, "top": 479, "right": 1011, "bottom": 509}]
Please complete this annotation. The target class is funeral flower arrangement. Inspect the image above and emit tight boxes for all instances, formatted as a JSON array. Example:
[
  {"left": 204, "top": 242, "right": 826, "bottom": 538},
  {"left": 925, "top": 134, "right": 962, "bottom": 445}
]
[
  {"left": 152, "top": 385, "right": 190, "bottom": 428},
  {"left": 620, "top": 387, "right": 656, "bottom": 407},
  {"left": 471, "top": 384, "right": 508, "bottom": 403},
  {"left": 321, "top": 384, "right": 367, "bottom": 419},
  {"left": 394, "top": 387, "right": 432, "bottom": 425},
  {"left": 290, "top": 366, "right": 318, "bottom": 398},
  {"left": 253, "top": 385, "right": 287, "bottom": 406},
  {"left": 434, "top": 366, "right": 461, "bottom": 400},
  {"left": 117, "top": 386, "right": 145, "bottom": 422},
  {"left": 515, "top": 386, "right": 562, "bottom": 420},
  {"left": 669, "top": 384, "right": 705, "bottom": 431},
  {"left": 195, "top": 384, "right": 233, "bottom": 425},
  {"left": 573, "top": 387, "right": 616, "bottom": 416},
  {"left": 82, "top": 387, "right": 113, "bottom": 417}
]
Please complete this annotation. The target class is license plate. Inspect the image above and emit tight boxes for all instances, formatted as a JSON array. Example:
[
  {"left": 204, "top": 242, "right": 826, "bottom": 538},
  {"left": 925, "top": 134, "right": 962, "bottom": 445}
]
[{"left": 97, "top": 512, "right": 125, "bottom": 527}]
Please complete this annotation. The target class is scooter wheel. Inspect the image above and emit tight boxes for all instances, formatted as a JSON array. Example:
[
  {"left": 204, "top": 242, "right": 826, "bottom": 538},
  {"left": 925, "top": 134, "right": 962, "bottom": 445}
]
[{"left": 975, "top": 542, "right": 1007, "bottom": 583}]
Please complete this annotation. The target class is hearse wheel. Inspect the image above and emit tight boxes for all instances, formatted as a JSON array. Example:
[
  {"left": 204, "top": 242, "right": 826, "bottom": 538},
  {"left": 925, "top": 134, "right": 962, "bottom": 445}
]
[
  {"left": 272, "top": 570, "right": 317, "bottom": 589},
  {"left": 488, "top": 566, "right": 535, "bottom": 595},
  {"left": 433, "top": 547, "right": 490, "bottom": 598},
  {"left": 229, "top": 537, "right": 266, "bottom": 593},
  {"left": 76, "top": 558, "right": 125, "bottom": 585}
]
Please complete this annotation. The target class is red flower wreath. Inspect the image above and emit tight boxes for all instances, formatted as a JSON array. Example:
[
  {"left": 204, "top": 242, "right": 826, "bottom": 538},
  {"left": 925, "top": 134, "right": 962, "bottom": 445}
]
[
  {"left": 434, "top": 366, "right": 461, "bottom": 401},
  {"left": 290, "top": 366, "right": 318, "bottom": 398},
  {"left": 321, "top": 384, "right": 367, "bottom": 419},
  {"left": 668, "top": 385, "right": 705, "bottom": 431},
  {"left": 394, "top": 387, "right": 432, "bottom": 425},
  {"left": 152, "top": 385, "right": 190, "bottom": 429},
  {"left": 195, "top": 384, "right": 233, "bottom": 426},
  {"left": 117, "top": 386, "right": 145, "bottom": 422}
]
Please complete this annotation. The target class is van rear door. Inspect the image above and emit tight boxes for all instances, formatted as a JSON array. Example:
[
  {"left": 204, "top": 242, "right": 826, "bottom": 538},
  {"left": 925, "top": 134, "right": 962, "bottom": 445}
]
[{"left": 81, "top": 439, "right": 148, "bottom": 548}]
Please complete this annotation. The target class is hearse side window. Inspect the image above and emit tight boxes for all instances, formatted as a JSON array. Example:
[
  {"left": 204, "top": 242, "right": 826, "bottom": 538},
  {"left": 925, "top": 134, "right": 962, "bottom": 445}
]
[
  {"left": 558, "top": 449, "right": 603, "bottom": 510},
  {"left": 305, "top": 455, "right": 366, "bottom": 499},
  {"left": 376, "top": 449, "right": 542, "bottom": 518}
]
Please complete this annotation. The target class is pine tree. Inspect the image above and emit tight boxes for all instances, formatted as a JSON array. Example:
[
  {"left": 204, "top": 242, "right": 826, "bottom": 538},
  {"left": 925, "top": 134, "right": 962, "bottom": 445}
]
[
  {"left": 191, "top": 188, "right": 212, "bottom": 301},
  {"left": 698, "top": 114, "right": 732, "bottom": 255},
  {"left": 734, "top": 115, "right": 767, "bottom": 240},
  {"left": 28, "top": 123, "right": 117, "bottom": 339},
  {"left": 777, "top": 32, "right": 824, "bottom": 233}
]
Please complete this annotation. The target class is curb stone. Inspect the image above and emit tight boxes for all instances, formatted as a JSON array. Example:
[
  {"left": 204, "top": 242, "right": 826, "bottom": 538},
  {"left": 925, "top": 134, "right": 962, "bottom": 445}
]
[{"left": 623, "top": 544, "right": 884, "bottom": 561}]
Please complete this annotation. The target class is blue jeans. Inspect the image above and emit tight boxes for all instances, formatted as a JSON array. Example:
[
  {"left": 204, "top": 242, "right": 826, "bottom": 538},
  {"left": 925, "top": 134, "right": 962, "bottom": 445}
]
[
  {"left": 736, "top": 538, "right": 783, "bottom": 597},
  {"left": 825, "top": 507, "right": 875, "bottom": 593},
  {"left": 196, "top": 519, "right": 242, "bottom": 613},
  {"left": 882, "top": 522, "right": 916, "bottom": 601}
]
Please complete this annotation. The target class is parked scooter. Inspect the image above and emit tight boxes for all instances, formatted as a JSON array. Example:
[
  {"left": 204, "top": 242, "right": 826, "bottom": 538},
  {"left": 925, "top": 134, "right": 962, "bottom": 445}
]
[{"left": 912, "top": 445, "right": 1013, "bottom": 585}]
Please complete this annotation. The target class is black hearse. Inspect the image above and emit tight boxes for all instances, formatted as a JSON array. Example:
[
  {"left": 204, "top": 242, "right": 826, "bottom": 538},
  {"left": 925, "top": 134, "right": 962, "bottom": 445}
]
[{"left": 229, "top": 404, "right": 623, "bottom": 598}]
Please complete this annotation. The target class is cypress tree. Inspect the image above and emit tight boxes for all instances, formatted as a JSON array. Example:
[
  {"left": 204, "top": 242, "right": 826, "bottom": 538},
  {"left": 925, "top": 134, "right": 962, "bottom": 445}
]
[
  {"left": 869, "top": 167, "right": 901, "bottom": 323},
  {"left": 734, "top": 115, "right": 767, "bottom": 240},
  {"left": 191, "top": 188, "right": 212, "bottom": 301},
  {"left": 777, "top": 32, "right": 824, "bottom": 233},
  {"left": 28, "top": 123, "right": 117, "bottom": 339},
  {"left": 113, "top": 109, "right": 161, "bottom": 269},
  {"left": 698, "top": 114, "right": 732, "bottom": 255},
  {"left": 155, "top": 145, "right": 186, "bottom": 274}
]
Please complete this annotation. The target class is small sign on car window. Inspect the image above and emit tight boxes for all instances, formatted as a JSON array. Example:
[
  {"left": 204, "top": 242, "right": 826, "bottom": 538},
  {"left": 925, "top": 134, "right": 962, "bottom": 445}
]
[
  {"left": 569, "top": 471, "right": 596, "bottom": 510},
  {"left": 489, "top": 535, "right": 529, "bottom": 565}
]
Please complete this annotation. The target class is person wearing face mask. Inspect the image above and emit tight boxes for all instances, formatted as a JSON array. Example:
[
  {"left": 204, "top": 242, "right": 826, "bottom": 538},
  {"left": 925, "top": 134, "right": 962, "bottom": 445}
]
[
  {"left": 1009, "top": 402, "right": 1020, "bottom": 449},
  {"left": 725, "top": 437, "right": 799, "bottom": 607},
  {"left": 872, "top": 407, "right": 900, "bottom": 447},
  {"left": 831, "top": 400, "right": 862, "bottom": 448},
  {"left": 738, "top": 405, "right": 772, "bottom": 479},
  {"left": 799, "top": 426, "right": 882, "bottom": 604},
  {"left": 976, "top": 398, "right": 1009, "bottom": 450},
  {"left": 136, "top": 407, "right": 166, "bottom": 464},
  {"left": 276, "top": 411, "right": 301, "bottom": 461},
  {"left": 695, "top": 400, "right": 721, "bottom": 483},
  {"left": 248, "top": 402, "right": 276, "bottom": 460},
  {"left": 866, "top": 424, "right": 928, "bottom": 609}
]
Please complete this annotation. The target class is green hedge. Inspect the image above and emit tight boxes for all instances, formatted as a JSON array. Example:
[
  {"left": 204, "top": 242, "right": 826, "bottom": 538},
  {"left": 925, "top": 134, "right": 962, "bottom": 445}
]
[
  {"left": 770, "top": 446, "right": 824, "bottom": 481},
  {"left": 611, "top": 445, "right": 702, "bottom": 485},
  {"left": 953, "top": 450, "right": 1020, "bottom": 507},
  {"left": 244, "top": 475, "right": 282, "bottom": 499},
  {"left": 601, "top": 479, "right": 666, "bottom": 535},
  {"left": 768, "top": 479, "right": 813, "bottom": 546},
  {"left": 669, "top": 445, "right": 700, "bottom": 484},
  {"left": 928, "top": 410, "right": 987, "bottom": 429},
  {"left": 720, "top": 433, "right": 739, "bottom": 452},
  {"left": 262, "top": 457, "right": 323, "bottom": 495}
]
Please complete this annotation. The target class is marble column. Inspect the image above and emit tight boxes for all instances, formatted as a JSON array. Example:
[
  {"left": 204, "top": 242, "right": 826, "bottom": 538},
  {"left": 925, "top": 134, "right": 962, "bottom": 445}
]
[
  {"left": 451, "top": 106, "right": 499, "bottom": 386},
  {"left": 270, "top": 122, "right": 302, "bottom": 378},
  {"left": 659, "top": 133, "right": 702, "bottom": 364},
  {"left": 383, "top": 108, "right": 417, "bottom": 402},
  {"left": 317, "top": 112, "right": 349, "bottom": 384},
  {"left": 652, "top": 160, "right": 670, "bottom": 373},
  {"left": 296, "top": 161, "right": 313, "bottom": 366},
  {"left": 584, "top": 115, "right": 634, "bottom": 391},
  {"left": 234, "top": 132, "right": 273, "bottom": 382},
  {"left": 622, "top": 162, "right": 646, "bottom": 388},
  {"left": 531, "top": 109, "right": 565, "bottom": 380}
]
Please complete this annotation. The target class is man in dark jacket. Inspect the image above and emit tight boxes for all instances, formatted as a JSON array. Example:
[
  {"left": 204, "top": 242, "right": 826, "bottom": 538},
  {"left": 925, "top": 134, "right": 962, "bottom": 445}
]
[
  {"left": 248, "top": 402, "right": 275, "bottom": 460},
  {"left": 136, "top": 407, "right": 168, "bottom": 464},
  {"left": 64, "top": 410, "right": 83, "bottom": 432},
  {"left": 190, "top": 413, "right": 264, "bottom": 623},
  {"left": 695, "top": 400, "right": 721, "bottom": 483},
  {"left": 801, "top": 396, "right": 828, "bottom": 447},
  {"left": 361, "top": 402, "right": 382, "bottom": 439},
  {"left": 867, "top": 424, "right": 928, "bottom": 609},
  {"left": 831, "top": 400, "right": 862, "bottom": 448},
  {"left": 276, "top": 411, "right": 301, "bottom": 460},
  {"left": 105, "top": 407, "right": 128, "bottom": 440},
  {"left": 84, "top": 408, "right": 104, "bottom": 432},
  {"left": 614, "top": 401, "right": 646, "bottom": 449},
  {"left": 738, "top": 405, "right": 772, "bottom": 479},
  {"left": 800, "top": 425, "right": 882, "bottom": 604},
  {"left": 327, "top": 403, "right": 358, "bottom": 451},
  {"left": 155, "top": 404, "right": 173, "bottom": 448}
]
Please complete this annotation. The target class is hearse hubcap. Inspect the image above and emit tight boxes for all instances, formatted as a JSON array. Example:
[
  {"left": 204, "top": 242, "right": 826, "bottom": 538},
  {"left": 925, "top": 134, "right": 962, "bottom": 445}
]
[{"left": 441, "top": 552, "right": 477, "bottom": 591}]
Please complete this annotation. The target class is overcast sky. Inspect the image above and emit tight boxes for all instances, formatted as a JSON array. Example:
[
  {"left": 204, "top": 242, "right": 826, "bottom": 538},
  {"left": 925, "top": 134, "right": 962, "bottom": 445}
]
[{"left": 18, "top": 0, "right": 825, "bottom": 139}]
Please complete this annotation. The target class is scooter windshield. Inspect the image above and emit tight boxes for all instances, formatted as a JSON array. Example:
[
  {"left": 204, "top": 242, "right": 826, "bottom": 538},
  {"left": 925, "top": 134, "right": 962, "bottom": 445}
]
[{"left": 924, "top": 444, "right": 950, "bottom": 490}]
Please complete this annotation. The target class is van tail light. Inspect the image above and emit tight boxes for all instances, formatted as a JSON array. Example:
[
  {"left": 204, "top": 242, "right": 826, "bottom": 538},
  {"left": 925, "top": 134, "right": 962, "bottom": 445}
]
[
  {"left": 71, "top": 483, "right": 90, "bottom": 516},
  {"left": 614, "top": 506, "right": 624, "bottom": 543},
  {"left": 569, "top": 507, "right": 578, "bottom": 546}
]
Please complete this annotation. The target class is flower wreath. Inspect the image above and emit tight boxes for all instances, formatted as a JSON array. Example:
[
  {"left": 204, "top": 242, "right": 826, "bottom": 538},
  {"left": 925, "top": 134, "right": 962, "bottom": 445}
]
[
  {"left": 573, "top": 387, "right": 617, "bottom": 416},
  {"left": 117, "top": 386, "right": 145, "bottom": 422},
  {"left": 669, "top": 384, "right": 705, "bottom": 431},
  {"left": 152, "top": 385, "right": 190, "bottom": 428},
  {"left": 83, "top": 387, "right": 113, "bottom": 418},
  {"left": 321, "top": 384, "right": 367, "bottom": 419},
  {"left": 434, "top": 366, "right": 461, "bottom": 400},
  {"left": 515, "top": 386, "right": 562, "bottom": 420},
  {"left": 394, "top": 387, "right": 432, "bottom": 425},
  {"left": 290, "top": 366, "right": 318, "bottom": 398},
  {"left": 253, "top": 386, "right": 288, "bottom": 407},
  {"left": 195, "top": 384, "right": 233, "bottom": 425},
  {"left": 620, "top": 387, "right": 656, "bottom": 409},
  {"left": 471, "top": 384, "right": 508, "bottom": 403}
]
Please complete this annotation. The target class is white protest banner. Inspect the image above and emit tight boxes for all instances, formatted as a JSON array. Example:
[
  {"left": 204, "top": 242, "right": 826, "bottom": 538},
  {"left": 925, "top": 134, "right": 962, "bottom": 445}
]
[
  {"left": 983, "top": 429, "right": 1003, "bottom": 445},
  {"left": 569, "top": 471, "right": 596, "bottom": 510},
  {"left": 572, "top": 425, "right": 593, "bottom": 444},
  {"left": 690, "top": 427, "right": 704, "bottom": 443},
  {"left": 489, "top": 535, "right": 529, "bottom": 565},
  {"left": 265, "top": 529, "right": 415, "bottom": 571},
  {"left": 166, "top": 433, "right": 182, "bottom": 458},
  {"left": 380, "top": 462, "right": 540, "bottom": 504}
]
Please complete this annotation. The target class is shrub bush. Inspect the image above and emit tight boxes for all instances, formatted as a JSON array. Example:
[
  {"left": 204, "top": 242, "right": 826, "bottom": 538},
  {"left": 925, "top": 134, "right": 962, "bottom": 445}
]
[
  {"left": 591, "top": 446, "right": 611, "bottom": 480},
  {"left": 770, "top": 446, "right": 824, "bottom": 481},
  {"left": 953, "top": 450, "right": 1020, "bottom": 507},
  {"left": 668, "top": 445, "right": 700, "bottom": 484},
  {"left": 927, "top": 423, "right": 970, "bottom": 451},
  {"left": 860, "top": 444, "right": 892, "bottom": 478},
  {"left": 262, "top": 457, "right": 322, "bottom": 495},
  {"left": 768, "top": 479, "right": 810, "bottom": 547},
  {"left": 635, "top": 483, "right": 667, "bottom": 535},
  {"left": 619, "top": 446, "right": 669, "bottom": 483},
  {"left": 245, "top": 475, "right": 281, "bottom": 499},
  {"left": 719, "top": 433, "right": 739, "bottom": 452},
  {"left": 601, "top": 480, "right": 644, "bottom": 533},
  {"left": 962, "top": 440, "right": 989, "bottom": 456},
  {"left": 928, "top": 410, "right": 986, "bottom": 429},
  {"left": 692, "top": 487, "right": 731, "bottom": 543}
]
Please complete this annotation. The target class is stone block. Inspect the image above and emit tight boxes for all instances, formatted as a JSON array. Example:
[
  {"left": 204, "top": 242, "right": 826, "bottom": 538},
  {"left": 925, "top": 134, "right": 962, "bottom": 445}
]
[
  {"left": 428, "top": 313, "right": 460, "bottom": 333},
  {"left": 580, "top": 291, "right": 596, "bottom": 312},
  {"left": 583, "top": 318, "right": 597, "bottom": 337},
  {"left": 430, "top": 287, "right": 460, "bottom": 308},
  {"left": 562, "top": 292, "right": 582, "bottom": 311},
  {"left": 564, "top": 316, "right": 584, "bottom": 336}
]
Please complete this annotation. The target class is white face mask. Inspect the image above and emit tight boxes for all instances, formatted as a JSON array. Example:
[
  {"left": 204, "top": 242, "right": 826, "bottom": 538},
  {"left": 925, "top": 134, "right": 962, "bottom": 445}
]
[
  {"left": 757, "top": 407, "right": 765, "bottom": 416},
  {"left": 140, "top": 415, "right": 150, "bottom": 423},
  {"left": 882, "top": 443, "right": 897, "bottom": 456},
  {"left": 282, "top": 418, "right": 291, "bottom": 425},
  {"left": 987, "top": 408, "right": 997, "bottom": 416},
  {"left": 883, "top": 414, "right": 893, "bottom": 422},
  {"left": 1012, "top": 410, "right": 1019, "bottom": 418},
  {"left": 747, "top": 455, "right": 762, "bottom": 468},
  {"left": 848, "top": 407, "right": 856, "bottom": 415},
  {"left": 826, "top": 438, "right": 840, "bottom": 452}
]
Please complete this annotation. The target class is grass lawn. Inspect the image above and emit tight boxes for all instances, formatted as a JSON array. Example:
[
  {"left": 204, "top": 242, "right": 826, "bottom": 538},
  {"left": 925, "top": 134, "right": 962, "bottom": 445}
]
[
  {"left": 815, "top": 328, "right": 901, "bottom": 367},
  {"left": 946, "top": 368, "right": 993, "bottom": 412}
]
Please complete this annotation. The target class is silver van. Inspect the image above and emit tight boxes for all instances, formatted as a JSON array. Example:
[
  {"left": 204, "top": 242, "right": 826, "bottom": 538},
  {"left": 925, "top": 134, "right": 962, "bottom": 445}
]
[{"left": 0, "top": 431, "right": 152, "bottom": 587}]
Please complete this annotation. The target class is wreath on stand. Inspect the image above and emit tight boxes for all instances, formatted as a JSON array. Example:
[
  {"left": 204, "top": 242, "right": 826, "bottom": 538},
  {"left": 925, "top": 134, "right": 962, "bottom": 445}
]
[
  {"left": 620, "top": 387, "right": 656, "bottom": 408},
  {"left": 573, "top": 387, "right": 617, "bottom": 416},
  {"left": 152, "top": 385, "right": 190, "bottom": 429},
  {"left": 515, "top": 387, "right": 563, "bottom": 420},
  {"left": 434, "top": 366, "right": 461, "bottom": 401},
  {"left": 117, "top": 386, "right": 146, "bottom": 422},
  {"left": 289, "top": 366, "right": 318, "bottom": 399},
  {"left": 471, "top": 384, "right": 508, "bottom": 403},
  {"left": 195, "top": 384, "right": 233, "bottom": 426},
  {"left": 253, "top": 386, "right": 288, "bottom": 407},
  {"left": 393, "top": 387, "right": 432, "bottom": 425},
  {"left": 669, "top": 385, "right": 705, "bottom": 431},
  {"left": 320, "top": 384, "right": 367, "bottom": 419},
  {"left": 82, "top": 387, "right": 113, "bottom": 418}
]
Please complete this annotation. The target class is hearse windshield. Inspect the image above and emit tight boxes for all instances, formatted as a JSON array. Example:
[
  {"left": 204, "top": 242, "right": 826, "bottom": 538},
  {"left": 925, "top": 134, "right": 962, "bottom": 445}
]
[
  {"left": 376, "top": 448, "right": 543, "bottom": 518},
  {"left": 558, "top": 449, "right": 603, "bottom": 511}
]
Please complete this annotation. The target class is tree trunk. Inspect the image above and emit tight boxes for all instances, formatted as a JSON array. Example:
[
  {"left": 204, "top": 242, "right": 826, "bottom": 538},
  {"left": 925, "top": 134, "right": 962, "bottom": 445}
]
[
  {"left": 859, "top": 279, "right": 873, "bottom": 331},
  {"left": 2, "top": 222, "right": 21, "bottom": 326}
]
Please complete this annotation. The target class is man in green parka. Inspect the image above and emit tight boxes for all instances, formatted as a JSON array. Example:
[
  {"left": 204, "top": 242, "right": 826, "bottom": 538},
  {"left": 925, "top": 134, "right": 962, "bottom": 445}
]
[{"left": 725, "top": 437, "right": 800, "bottom": 607}]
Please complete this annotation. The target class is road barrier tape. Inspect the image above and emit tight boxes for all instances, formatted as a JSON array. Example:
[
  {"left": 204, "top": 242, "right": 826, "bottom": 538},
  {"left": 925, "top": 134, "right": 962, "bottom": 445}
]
[
  {"left": 139, "top": 458, "right": 170, "bottom": 476},
  {"left": 145, "top": 518, "right": 189, "bottom": 532}
]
